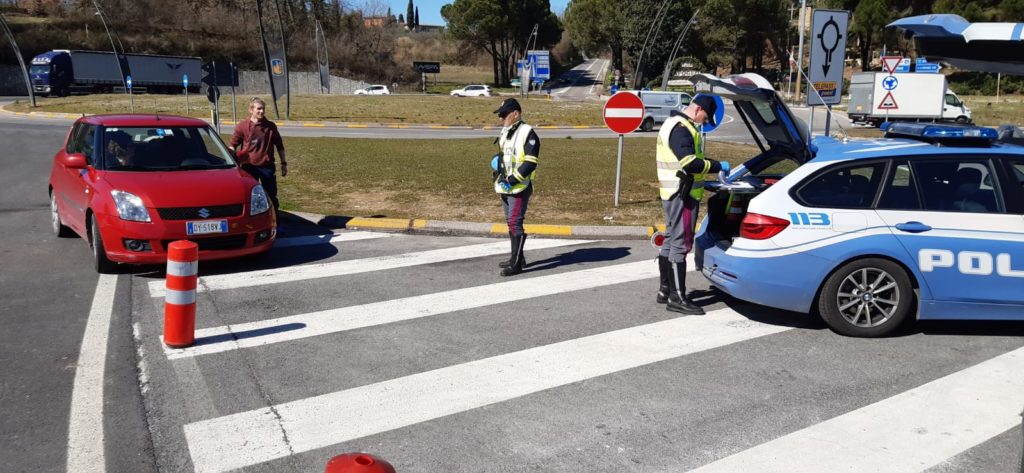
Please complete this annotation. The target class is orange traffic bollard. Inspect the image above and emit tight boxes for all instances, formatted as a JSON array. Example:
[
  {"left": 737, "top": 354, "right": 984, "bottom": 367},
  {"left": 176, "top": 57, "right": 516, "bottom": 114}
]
[
  {"left": 164, "top": 240, "right": 198, "bottom": 348},
  {"left": 325, "top": 453, "right": 396, "bottom": 473}
]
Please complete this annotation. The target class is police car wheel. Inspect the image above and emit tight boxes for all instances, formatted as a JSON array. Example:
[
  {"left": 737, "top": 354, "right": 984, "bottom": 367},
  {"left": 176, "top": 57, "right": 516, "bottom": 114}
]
[{"left": 818, "top": 258, "right": 913, "bottom": 338}]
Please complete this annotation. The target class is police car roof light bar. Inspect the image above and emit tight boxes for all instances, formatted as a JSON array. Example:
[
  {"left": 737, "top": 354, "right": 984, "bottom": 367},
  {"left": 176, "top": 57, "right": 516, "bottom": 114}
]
[{"left": 881, "top": 122, "right": 998, "bottom": 142}]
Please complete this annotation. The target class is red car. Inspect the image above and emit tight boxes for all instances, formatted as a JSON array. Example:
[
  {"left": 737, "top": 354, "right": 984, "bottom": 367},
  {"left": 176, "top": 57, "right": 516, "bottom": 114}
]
[{"left": 49, "top": 114, "right": 276, "bottom": 273}]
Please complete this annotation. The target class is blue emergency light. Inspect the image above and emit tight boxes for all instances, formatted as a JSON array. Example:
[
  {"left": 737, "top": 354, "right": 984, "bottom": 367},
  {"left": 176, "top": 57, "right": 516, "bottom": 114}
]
[{"left": 881, "top": 122, "right": 998, "bottom": 141}]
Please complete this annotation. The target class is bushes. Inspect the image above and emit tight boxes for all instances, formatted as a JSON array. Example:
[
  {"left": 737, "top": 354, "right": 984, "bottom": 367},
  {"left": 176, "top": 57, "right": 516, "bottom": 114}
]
[{"left": 947, "top": 71, "right": 1024, "bottom": 95}]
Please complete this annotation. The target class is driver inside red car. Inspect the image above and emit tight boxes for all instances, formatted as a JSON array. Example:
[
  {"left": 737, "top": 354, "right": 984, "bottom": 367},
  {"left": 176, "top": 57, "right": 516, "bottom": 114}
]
[{"left": 105, "top": 131, "right": 137, "bottom": 167}]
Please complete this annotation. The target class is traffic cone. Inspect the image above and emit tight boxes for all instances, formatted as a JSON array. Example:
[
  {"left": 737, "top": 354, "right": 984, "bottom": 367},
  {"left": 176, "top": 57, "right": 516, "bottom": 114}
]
[{"left": 325, "top": 453, "right": 396, "bottom": 473}]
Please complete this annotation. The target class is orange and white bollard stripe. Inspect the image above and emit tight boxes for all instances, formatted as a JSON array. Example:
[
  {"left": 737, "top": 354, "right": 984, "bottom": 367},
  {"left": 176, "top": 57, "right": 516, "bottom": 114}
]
[{"left": 164, "top": 240, "right": 198, "bottom": 348}]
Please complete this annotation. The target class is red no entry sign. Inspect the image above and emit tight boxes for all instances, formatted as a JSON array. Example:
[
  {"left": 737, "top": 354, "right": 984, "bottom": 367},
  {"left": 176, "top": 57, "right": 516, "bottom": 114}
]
[{"left": 603, "top": 92, "right": 645, "bottom": 134}]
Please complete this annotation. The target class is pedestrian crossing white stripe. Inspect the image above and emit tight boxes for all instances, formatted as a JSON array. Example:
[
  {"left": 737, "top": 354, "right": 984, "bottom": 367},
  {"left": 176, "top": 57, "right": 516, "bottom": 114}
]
[
  {"left": 183, "top": 307, "right": 791, "bottom": 473},
  {"left": 66, "top": 274, "right": 118, "bottom": 473},
  {"left": 272, "top": 231, "right": 394, "bottom": 249},
  {"left": 164, "top": 259, "right": 659, "bottom": 359},
  {"left": 688, "top": 346, "right": 1024, "bottom": 473},
  {"left": 604, "top": 108, "right": 644, "bottom": 118},
  {"left": 148, "top": 239, "right": 593, "bottom": 297}
]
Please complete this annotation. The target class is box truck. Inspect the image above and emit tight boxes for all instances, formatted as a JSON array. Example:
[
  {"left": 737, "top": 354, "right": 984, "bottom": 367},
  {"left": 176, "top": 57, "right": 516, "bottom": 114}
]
[
  {"left": 847, "top": 72, "right": 971, "bottom": 126},
  {"left": 29, "top": 50, "right": 201, "bottom": 97}
]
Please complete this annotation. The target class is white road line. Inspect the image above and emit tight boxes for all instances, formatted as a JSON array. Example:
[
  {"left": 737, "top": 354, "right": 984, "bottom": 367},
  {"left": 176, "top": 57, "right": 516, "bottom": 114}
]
[
  {"left": 183, "top": 307, "right": 791, "bottom": 473},
  {"left": 272, "top": 231, "right": 394, "bottom": 249},
  {"left": 688, "top": 346, "right": 1024, "bottom": 473},
  {"left": 164, "top": 259, "right": 656, "bottom": 359},
  {"left": 66, "top": 273, "right": 118, "bottom": 472},
  {"left": 589, "top": 59, "right": 609, "bottom": 97},
  {"left": 148, "top": 239, "right": 592, "bottom": 297}
]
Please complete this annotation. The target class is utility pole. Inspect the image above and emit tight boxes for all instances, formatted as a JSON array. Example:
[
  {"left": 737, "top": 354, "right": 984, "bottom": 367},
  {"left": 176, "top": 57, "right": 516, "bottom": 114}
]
[{"left": 661, "top": 9, "right": 700, "bottom": 91}]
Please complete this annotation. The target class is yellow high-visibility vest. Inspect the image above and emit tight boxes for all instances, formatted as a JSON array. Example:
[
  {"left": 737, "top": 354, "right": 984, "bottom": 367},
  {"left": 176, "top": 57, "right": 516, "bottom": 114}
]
[
  {"left": 495, "top": 122, "right": 538, "bottom": 194},
  {"left": 655, "top": 115, "right": 710, "bottom": 201}
]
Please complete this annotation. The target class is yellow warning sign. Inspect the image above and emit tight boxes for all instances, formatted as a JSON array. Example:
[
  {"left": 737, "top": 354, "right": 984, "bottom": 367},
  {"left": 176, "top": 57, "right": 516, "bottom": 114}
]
[{"left": 877, "top": 91, "right": 899, "bottom": 110}]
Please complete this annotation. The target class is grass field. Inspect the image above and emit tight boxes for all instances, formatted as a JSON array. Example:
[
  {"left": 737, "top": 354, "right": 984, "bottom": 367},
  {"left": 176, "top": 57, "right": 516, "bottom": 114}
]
[
  {"left": 961, "top": 95, "right": 1024, "bottom": 126},
  {"left": 10, "top": 93, "right": 605, "bottom": 126},
  {"left": 273, "top": 135, "right": 761, "bottom": 225}
]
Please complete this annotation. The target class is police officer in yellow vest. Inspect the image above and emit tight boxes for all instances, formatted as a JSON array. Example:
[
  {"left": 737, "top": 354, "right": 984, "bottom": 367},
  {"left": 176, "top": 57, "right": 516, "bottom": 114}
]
[
  {"left": 656, "top": 94, "right": 729, "bottom": 315},
  {"left": 493, "top": 98, "right": 539, "bottom": 276}
]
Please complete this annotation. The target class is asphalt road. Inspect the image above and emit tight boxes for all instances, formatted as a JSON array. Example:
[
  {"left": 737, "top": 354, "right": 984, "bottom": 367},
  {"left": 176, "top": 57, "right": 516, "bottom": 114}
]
[
  {"left": 547, "top": 58, "right": 610, "bottom": 100},
  {"left": 2, "top": 103, "right": 1021, "bottom": 473}
]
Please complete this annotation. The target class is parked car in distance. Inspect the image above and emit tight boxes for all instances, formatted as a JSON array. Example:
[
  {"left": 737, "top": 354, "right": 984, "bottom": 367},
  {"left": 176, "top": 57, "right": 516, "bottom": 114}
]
[
  {"left": 634, "top": 90, "right": 693, "bottom": 131},
  {"left": 354, "top": 85, "right": 390, "bottom": 95},
  {"left": 510, "top": 79, "right": 521, "bottom": 87},
  {"left": 49, "top": 114, "right": 276, "bottom": 273},
  {"left": 450, "top": 85, "right": 492, "bottom": 97}
]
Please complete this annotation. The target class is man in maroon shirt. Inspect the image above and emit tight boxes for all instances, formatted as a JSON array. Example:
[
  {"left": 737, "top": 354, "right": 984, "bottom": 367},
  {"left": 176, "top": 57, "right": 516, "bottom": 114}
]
[{"left": 230, "top": 97, "right": 287, "bottom": 210}]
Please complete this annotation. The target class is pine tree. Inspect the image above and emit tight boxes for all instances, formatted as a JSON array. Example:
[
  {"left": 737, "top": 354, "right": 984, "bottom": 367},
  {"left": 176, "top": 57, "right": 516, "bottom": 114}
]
[
  {"left": 399, "top": 13, "right": 405, "bottom": 24},
  {"left": 407, "top": 0, "right": 414, "bottom": 29},
  {"left": 415, "top": 7, "right": 419, "bottom": 27}
]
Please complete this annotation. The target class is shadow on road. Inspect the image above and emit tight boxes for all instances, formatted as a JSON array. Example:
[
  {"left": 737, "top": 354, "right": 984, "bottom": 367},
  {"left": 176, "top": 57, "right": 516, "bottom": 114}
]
[{"left": 525, "top": 246, "right": 632, "bottom": 273}]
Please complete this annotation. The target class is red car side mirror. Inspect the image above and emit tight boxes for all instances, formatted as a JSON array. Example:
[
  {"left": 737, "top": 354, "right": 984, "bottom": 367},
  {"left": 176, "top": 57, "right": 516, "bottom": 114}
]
[{"left": 62, "top": 153, "right": 88, "bottom": 169}]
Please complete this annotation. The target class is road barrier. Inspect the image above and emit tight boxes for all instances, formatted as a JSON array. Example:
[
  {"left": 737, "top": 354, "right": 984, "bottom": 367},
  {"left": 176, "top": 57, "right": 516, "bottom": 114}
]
[
  {"left": 325, "top": 453, "right": 396, "bottom": 473},
  {"left": 164, "top": 240, "right": 198, "bottom": 348}
]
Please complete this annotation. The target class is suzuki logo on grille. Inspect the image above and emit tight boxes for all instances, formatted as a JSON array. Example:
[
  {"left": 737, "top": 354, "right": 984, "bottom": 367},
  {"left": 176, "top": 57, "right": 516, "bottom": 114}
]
[{"left": 198, "top": 208, "right": 211, "bottom": 218}]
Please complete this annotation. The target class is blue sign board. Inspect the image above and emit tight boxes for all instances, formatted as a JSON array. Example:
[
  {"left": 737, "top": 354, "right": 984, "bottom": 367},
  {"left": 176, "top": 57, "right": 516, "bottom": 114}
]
[
  {"left": 526, "top": 50, "right": 551, "bottom": 80},
  {"left": 916, "top": 63, "right": 942, "bottom": 73},
  {"left": 126, "top": 75, "right": 132, "bottom": 89},
  {"left": 882, "top": 75, "right": 898, "bottom": 90},
  {"left": 183, "top": 74, "right": 189, "bottom": 87}
]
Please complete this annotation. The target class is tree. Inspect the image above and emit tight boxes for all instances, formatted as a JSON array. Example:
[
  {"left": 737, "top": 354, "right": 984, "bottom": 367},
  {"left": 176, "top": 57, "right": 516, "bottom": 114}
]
[
  {"left": 1001, "top": 0, "right": 1024, "bottom": 20},
  {"left": 415, "top": 6, "right": 420, "bottom": 27},
  {"left": 443, "top": 0, "right": 563, "bottom": 84},
  {"left": 564, "top": 0, "right": 626, "bottom": 72},
  {"left": 852, "top": 0, "right": 893, "bottom": 71},
  {"left": 399, "top": 13, "right": 405, "bottom": 23},
  {"left": 407, "top": 0, "right": 415, "bottom": 29}
]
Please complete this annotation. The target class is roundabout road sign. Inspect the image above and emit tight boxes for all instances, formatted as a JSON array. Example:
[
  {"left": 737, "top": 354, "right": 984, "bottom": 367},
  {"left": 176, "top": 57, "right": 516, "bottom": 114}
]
[{"left": 603, "top": 92, "right": 645, "bottom": 134}]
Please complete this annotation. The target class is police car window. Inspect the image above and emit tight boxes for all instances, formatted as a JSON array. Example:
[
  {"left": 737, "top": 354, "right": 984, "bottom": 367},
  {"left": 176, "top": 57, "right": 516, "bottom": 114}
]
[
  {"left": 911, "top": 159, "right": 1003, "bottom": 213},
  {"left": 797, "top": 162, "right": 885, "bottom": 208},
  {"left": 877, "top": 161, "right": 920, "bottom": 210},
  {"left": 752, "top": 102, "right": 778, "bottom": 125}
]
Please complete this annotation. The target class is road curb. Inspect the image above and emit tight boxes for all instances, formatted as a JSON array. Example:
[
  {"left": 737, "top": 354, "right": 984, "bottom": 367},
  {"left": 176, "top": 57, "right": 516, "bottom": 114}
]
[
  {"left": 282, "top": 210, "right": 664, "bottom": 240},
  {"left": 0, "top": 104, "right": 606, "bottom": 130}
]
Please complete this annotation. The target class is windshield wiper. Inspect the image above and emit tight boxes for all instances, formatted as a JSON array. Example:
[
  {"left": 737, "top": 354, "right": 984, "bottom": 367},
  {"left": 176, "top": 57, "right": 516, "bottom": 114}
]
[
  {"left": 107, "top": 165, "right": 165, "bottom": 171},
  {"left": 177, "top": 164, "right": 234, "bottom": 170}
]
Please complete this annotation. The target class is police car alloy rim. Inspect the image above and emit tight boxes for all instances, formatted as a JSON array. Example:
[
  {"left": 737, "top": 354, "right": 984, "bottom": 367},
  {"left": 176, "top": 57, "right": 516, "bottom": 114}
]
[{"left": 835, "top": 268, "right": 900, "bottom": 328}]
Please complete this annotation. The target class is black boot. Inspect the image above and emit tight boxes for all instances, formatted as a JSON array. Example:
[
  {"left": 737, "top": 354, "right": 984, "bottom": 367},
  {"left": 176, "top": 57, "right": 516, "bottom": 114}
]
[
  {"left": 499, "top": 233, "right": 526, "bottom": 268},
  {"left": 500, "top": 234, "right": 526, "bottom": 276},
  {"left": 656, "top": 256, "right": 673, "bottom": 304},
  {"left": 666, "top": 260, "right": 705, "bottom": 315}
]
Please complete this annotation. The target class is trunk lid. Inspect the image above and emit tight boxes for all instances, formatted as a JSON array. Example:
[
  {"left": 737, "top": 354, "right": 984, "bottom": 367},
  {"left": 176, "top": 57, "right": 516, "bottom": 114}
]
[{"left": 889, "top": 14, "right": 1024, "bottom": 75}]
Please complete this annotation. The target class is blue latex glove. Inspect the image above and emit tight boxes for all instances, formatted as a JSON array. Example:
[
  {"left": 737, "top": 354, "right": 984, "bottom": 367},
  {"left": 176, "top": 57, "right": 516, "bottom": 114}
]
[
  {"left": 499, "top": 180, "right": 512, "bottom": 193},
  {"left": 490, "top": 154, "right": 501, "bottom": 171},
  {"left": 720, "top": 160, "right": 731, "bottom": 173}
]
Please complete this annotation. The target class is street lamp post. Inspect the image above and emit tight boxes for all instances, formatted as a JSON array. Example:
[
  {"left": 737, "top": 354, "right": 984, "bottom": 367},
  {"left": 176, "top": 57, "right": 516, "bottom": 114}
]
[
  {"left": 0, "top": 13, "right": 35, "bottom": 107},
  {"left": 632, "top": 0, "right": 673, "bottom": 89},
  {"left": 660, "top": 9, "right": 700, "bottom": 91},
  {"left": 93, "top": 1, "right": 127, "bottom": 94}
]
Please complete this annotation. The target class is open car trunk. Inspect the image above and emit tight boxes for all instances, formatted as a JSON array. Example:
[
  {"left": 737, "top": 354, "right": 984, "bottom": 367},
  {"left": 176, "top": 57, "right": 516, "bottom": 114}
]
[{"left": 691, "top": 73, "right": 812, "bottom": 244}]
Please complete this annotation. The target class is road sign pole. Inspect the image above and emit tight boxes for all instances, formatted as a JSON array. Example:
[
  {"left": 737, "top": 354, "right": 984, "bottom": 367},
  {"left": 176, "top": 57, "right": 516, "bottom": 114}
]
[
  {"left": 185, "top": 87, "right": 189, "bottom": 115},
  {"left": 808, "top": 105, "right": 815, "bottom": 138},
  {"left": 614, "top": 134, "right": 624, "bottom": 207},
  {"left": 129, "top": 86, "right": 134, "bottom": 113}
]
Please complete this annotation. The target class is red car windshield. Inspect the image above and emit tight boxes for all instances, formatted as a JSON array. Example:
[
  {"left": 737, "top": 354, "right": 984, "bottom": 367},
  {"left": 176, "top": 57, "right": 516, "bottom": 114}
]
[{"left": 102, "top": 126, "right": 236, "bottom": 171}]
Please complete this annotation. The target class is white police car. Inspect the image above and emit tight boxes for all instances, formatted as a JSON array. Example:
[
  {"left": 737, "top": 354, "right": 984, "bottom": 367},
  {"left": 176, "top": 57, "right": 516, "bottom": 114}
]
[{"left": 693, "top": 73, "right": 1024, "bottom": 337}]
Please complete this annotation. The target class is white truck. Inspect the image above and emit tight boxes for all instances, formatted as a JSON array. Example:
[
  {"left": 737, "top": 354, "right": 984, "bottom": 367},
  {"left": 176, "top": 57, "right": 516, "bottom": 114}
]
[{"left": 847, "top": 72, "right": 971, "bottom": 126}]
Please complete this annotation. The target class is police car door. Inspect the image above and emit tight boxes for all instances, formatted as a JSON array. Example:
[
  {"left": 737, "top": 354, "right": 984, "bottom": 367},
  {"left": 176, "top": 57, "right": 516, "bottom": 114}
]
[{"left": 874, "top": 155, "right": 1024, "bottom": 318}]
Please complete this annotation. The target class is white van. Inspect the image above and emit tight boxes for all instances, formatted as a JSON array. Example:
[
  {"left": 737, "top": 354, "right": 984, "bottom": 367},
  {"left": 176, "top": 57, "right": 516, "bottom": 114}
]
[{"left": 634, "top": 91, "right": 693, "bottom": 131}]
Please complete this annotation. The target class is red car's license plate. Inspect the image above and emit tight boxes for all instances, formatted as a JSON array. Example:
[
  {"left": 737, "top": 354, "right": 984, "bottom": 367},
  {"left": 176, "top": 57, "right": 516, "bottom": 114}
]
[{"left": 186, "top": 220, "right": 228, "bottom": 235}]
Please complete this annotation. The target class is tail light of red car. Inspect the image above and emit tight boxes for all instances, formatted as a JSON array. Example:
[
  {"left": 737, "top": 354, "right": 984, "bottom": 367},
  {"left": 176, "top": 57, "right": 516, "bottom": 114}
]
[{"left": 739, "top": 213, "right": 790, "bottom": 240}]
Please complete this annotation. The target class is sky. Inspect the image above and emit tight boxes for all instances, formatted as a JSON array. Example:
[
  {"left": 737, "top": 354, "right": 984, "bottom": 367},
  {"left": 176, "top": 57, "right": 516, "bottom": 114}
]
[{"left": 364, "top": 0, "right": 570, "bottom": 26}]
